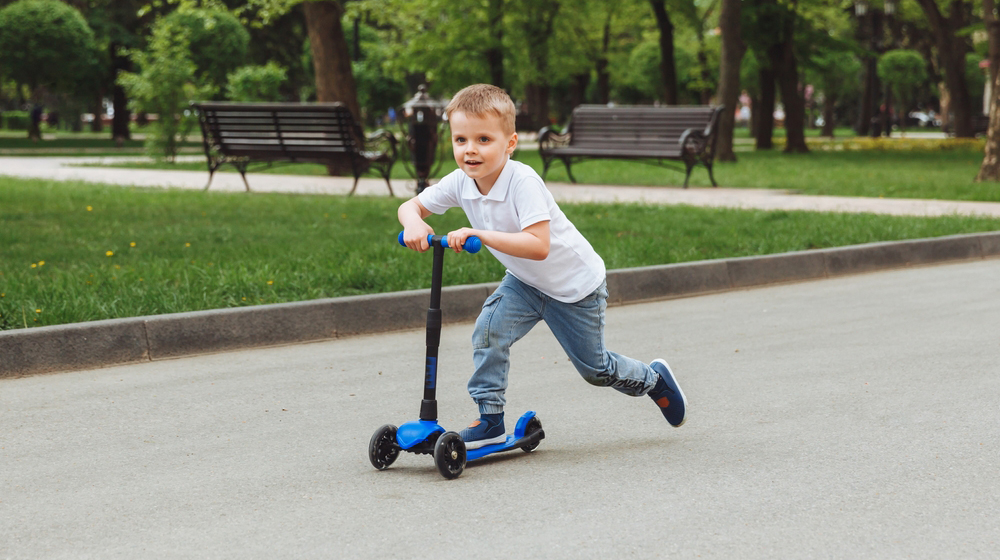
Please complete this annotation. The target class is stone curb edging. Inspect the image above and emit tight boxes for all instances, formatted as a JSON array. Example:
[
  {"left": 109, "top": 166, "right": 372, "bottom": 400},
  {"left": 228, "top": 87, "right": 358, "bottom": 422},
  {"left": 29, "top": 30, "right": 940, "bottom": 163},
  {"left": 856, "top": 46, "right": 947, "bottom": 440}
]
[{"left": 3, "top": 231, "right": 999, "bottom": 379}]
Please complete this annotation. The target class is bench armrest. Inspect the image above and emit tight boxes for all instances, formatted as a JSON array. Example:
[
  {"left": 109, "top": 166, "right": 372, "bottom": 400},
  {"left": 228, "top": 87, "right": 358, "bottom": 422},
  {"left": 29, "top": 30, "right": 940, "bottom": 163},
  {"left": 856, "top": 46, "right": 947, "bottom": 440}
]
[
  {"left": 539, "top": 125, "right": 571, "bottom": 152},
  {"left": 364, "top": 128, "right": 399, "bottom": 160},
  {"left": 678, "top": 105, "right": 724, "bottom": 157}
]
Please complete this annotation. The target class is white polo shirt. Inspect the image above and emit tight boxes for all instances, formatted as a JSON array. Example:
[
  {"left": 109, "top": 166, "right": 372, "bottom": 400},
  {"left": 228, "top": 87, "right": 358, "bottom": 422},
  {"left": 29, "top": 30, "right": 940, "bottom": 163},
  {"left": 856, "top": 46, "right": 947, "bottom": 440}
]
[{"left": 418, "top": 158, "right": 606, "bottom": 303}]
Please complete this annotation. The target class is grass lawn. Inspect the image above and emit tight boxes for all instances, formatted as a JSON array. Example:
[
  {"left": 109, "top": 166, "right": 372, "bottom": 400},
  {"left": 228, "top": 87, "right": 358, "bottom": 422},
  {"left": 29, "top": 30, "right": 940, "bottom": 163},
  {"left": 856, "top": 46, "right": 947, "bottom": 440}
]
[
  {"left": 3, "top": 176, "right": 999, "bottom": 330},
  {"left": 73, "top": 137, "right": 999, "bottom": 202}
]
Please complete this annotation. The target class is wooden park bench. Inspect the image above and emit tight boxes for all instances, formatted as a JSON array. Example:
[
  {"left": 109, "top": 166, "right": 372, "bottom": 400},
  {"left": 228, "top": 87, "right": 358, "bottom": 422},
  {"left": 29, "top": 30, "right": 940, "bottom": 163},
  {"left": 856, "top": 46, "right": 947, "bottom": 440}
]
[
  {"left": 192, "top": 102, "right": 398, "bottom": 195},
  {"left": 538, "top": 104, "right": 724, "bottom": 188}
]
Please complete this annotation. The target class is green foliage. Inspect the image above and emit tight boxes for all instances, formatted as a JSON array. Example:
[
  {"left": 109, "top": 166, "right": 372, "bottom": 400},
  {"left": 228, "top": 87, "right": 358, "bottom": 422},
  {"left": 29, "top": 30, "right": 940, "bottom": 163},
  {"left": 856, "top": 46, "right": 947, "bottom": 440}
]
[
  {"left": 161, "top": 8, "right": 250, "bottom": 90},
  {"left": 877, "top": 49, "right": 928, "bottom": 114},
  {"left": 0, "top": 0, "right": 101, "bottom": 91},
  {"left": 225, "top": 62, "right": 288, "bottom": 102},
  {"left": 1, "top": 111, "right": 29, "bottom": 130},
  {"left": 118, "top": 19, "right": 215, "bottom": 161}
]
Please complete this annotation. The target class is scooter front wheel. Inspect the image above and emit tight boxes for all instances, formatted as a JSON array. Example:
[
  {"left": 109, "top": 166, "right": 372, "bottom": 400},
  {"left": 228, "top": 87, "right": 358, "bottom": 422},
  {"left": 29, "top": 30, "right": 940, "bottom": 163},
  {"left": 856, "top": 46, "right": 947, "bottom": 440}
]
[
  {"left": 433, "top": 431, "right": 467, "bottom": 479},
  {"left": 369, "top": 424, "right": 400, "bottom": 470},
  {"left": 520, "top": 416, "right": 543, "bottom": 453}
]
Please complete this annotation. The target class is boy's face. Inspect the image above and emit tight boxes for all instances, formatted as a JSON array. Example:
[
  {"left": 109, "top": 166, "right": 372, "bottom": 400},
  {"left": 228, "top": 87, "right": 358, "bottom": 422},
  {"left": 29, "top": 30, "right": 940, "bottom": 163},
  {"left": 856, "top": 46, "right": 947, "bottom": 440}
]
[{"left": 449, "top": 110, "right": 517, "bottom": 192}]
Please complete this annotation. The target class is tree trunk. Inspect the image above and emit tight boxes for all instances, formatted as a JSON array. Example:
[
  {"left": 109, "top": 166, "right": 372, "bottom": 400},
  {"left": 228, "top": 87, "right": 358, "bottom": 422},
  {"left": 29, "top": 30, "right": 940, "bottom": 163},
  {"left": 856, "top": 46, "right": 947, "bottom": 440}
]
[
  {"left": 596, "top": 12, "right": 612, "bottom": 104},
  {"left": 649, "top": 0, "right": 679, "bottom": 104},
  {"left": 977, "top": 0, "right": 1000, "bottom": 181},
  {"left": 486, "top": 0, "right": 504, "bottom": 89},
  {"left": 111, "top": 41, "right": 131, "bottom": 142},
  {"left": 915, "top": 0, "right": 973, "bottom": 137},
  {"left": 756, "top": 66, "right": 776, "bottom": 149},
  {"left": 303, "top": 0, "right": 360, "bottom": 122},
  {"left": 303, "top": 0, "right": 361, "bottom": 176},
  {"left": 821, "top": 92, "right": 837, "bottom": 138},
  {"left": 521, "top": 1, "right": 559, "bottom": 129},
  {"left": 715, "top": 0, "right": 745, "bottom": 162},
  {"left": 772, "top": 37, "right": 808, "bottom": 153}
]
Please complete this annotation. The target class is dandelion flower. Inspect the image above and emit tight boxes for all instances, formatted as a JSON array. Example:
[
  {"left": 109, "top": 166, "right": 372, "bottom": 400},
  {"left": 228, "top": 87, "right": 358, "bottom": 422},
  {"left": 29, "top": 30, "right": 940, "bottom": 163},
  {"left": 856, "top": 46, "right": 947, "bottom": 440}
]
[
  {"left": 267, "top": 280, "right": 274, "bottom": 285},
  {"left": 38, "top": 261, "right": 45, "bottom": 266},
  {"left": 30, "top": 263, "right": 37, "bottom": 268},
  {"left": 86, "top": 206, "right": 93, "bottom": 212},
  {"left": 130, "top": 242, "right": 136, "bottom": 247},
  {"left": 185, "top": 243, "right": 191, "bottom": 248},
  {"left": 106, "top": 251, "right": 114, "bottom": 257},
  {"left": 35, "top": 309, "right": 41, "bottom": 313}
]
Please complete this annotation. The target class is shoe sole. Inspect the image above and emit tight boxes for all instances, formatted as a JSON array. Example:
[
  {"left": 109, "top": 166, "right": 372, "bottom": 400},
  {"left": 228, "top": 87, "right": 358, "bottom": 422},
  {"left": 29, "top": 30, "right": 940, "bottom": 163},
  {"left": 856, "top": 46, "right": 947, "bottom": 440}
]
[
  {"left": 462, "top": 434, "right": 506, "bottom": 450},
  {"left": 652, "top": 359, "right": 687, "bottom": 427}
]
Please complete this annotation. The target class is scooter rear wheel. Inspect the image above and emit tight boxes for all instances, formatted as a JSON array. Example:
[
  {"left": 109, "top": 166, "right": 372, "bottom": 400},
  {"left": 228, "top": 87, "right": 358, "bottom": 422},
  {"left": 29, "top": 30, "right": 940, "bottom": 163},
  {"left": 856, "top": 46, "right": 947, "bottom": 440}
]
[
  {"left": 369, "top": 424, "right": 400, "bottom": 470},
  {"left": 433, "top": 431, "right": 467, "bottom": 479}
]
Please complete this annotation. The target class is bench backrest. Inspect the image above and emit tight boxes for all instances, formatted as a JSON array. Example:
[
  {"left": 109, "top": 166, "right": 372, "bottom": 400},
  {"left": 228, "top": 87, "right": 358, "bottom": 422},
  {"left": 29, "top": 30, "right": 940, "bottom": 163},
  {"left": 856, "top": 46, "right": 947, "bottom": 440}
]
[
  {"left": 194, "top": 102, "right": 363, "bottom": 161},
  {"left": 568, "top": 105, "right": 720, "bottom": 149}
]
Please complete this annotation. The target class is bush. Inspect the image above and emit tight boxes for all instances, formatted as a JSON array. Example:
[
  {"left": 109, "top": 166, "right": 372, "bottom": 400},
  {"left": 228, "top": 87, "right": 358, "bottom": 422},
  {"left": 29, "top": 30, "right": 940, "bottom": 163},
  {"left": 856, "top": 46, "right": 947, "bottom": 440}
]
[
  {"left": 225, "top": 62, "right": 288, "bottom": 102},
  {"left": 1, "top": 111, "right": 30, "bottom": 130}
]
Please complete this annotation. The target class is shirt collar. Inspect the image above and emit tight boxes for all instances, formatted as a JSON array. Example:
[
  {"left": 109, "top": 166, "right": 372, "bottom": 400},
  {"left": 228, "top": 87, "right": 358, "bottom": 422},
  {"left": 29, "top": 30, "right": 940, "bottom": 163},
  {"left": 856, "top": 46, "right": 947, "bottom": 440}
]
[{"left": 462, "top": 156, "right": 514, "bottom": 201}]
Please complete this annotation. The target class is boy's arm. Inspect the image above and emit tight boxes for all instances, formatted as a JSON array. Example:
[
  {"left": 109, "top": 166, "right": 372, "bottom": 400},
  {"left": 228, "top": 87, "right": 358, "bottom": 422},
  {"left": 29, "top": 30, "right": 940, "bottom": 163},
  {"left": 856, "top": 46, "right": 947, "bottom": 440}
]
[
  {"left": 398, "top": 197, "right": 435, "bottom": 252},
  {"left": 447, "top": 221, "right": 550, "bottom": 261}
]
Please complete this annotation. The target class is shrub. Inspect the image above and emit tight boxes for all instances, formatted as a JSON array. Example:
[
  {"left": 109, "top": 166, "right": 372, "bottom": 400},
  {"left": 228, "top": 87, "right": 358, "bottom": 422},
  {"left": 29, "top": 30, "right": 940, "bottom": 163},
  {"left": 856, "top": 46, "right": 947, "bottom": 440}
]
[
  {"left": 225, "top": 62, "right": 288, "bottom": 102},
  {"left": 161, "top": 8, "right": 249, "bottom": 91}
]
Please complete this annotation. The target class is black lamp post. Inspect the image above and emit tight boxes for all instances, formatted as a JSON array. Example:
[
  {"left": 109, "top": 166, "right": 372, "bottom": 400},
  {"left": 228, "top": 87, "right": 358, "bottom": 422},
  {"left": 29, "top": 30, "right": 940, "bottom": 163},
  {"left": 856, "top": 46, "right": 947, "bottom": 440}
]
[{"left": 401, "top": 85, "right": 445, "bottom": 194}]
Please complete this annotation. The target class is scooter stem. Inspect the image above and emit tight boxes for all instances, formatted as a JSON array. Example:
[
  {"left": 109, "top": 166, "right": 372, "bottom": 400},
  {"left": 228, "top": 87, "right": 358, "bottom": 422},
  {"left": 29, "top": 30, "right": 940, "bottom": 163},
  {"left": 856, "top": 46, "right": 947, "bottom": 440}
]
[{"left": 420, "top": 237, "right": 446, "bottom": 421}]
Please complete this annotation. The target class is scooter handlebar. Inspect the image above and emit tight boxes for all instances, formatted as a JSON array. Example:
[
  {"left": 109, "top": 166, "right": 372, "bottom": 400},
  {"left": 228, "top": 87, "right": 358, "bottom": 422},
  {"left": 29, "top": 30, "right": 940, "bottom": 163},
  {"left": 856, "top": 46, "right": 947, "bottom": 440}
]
[{"left": 397, "top": 231, "right": 482, "bottom": 254}]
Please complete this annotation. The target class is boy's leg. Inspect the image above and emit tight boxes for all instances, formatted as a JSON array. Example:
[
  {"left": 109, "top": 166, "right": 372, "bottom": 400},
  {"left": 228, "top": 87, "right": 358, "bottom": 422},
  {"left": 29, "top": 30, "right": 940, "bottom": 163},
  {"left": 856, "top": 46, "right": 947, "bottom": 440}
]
[
  {"left": 468, "top": 274, "right": 543, "bottom": 415},
  {"left": 543, "top": 281, "right": 659, "bottom": 397}
]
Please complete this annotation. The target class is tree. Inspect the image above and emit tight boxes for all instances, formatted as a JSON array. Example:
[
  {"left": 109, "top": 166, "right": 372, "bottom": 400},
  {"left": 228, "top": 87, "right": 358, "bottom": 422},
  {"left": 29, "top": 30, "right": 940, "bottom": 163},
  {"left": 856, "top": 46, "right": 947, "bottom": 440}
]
[
  {"left": 161, "top": 8, "right": 250, "bottom": 90},
  {"left": 226, "top": 62, "right": 288, "bottom": 102},
  {"left": 877, "top": 49, "right": 927, "bottom": 132},
  {"left": 0, "top": 0, "right": 100, "bottom": 140},
  {"left": 914, "top": 0, "right": 975, "bottom": 137},
  {"left": 715, "top": 0, "right": 745, "bottom": 161},
  {"left": 118, "top": 18, "right": 213, "bottom": 161}
]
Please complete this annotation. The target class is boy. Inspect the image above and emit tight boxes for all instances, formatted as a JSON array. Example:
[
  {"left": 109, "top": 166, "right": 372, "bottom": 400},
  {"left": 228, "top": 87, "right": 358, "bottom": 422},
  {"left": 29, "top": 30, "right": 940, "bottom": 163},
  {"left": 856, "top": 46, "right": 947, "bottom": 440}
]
[{"left": 398, "top": 84, "right": 687, "bottom": 449}]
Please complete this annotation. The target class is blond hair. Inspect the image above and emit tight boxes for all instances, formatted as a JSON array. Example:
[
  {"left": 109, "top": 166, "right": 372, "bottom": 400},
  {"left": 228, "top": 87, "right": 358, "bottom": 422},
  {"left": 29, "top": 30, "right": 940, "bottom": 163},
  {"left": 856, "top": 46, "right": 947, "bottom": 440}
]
[{"left": 445, "top": 84, "right": 516, "bottom": 136}]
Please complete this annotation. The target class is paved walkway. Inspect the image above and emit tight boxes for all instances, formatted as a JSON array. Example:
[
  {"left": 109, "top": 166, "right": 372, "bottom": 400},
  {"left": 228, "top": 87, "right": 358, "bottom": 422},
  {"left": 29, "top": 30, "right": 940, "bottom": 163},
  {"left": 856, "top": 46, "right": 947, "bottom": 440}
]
[
  {"left": 2, "top": 259, "right": 998, "bottom": 558},
  {"left": 4, "top": 155, "right": 1000, "bottom": 217}
]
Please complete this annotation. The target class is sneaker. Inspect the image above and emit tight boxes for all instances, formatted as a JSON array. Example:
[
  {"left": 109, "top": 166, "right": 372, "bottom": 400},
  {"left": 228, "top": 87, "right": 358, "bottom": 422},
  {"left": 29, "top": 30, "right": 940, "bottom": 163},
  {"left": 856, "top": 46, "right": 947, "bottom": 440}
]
[
  {"left": 458, "top": 413, "right": 506, "bottom": 449},
  {"left": 648, "top": 359, "right": 687, "bottom": 427}
]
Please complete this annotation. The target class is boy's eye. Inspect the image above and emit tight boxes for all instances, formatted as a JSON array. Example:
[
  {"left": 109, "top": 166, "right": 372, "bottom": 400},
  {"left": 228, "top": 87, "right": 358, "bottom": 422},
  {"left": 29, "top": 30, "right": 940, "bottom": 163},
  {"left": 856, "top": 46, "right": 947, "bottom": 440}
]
[{"left": 479, "top": 136, "right": 490, "bottom": 143}]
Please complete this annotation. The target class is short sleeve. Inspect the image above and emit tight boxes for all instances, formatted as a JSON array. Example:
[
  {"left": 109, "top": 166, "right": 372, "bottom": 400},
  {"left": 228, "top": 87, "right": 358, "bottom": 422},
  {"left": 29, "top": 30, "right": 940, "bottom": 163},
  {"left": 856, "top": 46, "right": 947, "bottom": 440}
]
[
  {"left": 417, "top": 170, "right": 463, "bottom": 215},
  {"left": 511, "top": 176, "right": 551, "bottom": 230}
]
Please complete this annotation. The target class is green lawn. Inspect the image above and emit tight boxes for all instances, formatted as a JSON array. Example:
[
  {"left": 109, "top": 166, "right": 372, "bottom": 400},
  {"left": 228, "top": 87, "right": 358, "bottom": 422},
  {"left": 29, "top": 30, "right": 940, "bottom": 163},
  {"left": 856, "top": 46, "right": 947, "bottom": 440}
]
[
  {"left": 3, "top": 176, "right": 999, "bottom": 330},
  {"left": 74, "top": 137, "right": 998, "bottom": 202}
]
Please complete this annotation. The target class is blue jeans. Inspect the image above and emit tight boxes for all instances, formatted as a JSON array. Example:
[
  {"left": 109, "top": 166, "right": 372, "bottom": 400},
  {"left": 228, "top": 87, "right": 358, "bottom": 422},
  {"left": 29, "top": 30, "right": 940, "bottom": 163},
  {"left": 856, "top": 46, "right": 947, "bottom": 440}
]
[{"left": 469, "top": 273, "right": 659, "bottom": 414}]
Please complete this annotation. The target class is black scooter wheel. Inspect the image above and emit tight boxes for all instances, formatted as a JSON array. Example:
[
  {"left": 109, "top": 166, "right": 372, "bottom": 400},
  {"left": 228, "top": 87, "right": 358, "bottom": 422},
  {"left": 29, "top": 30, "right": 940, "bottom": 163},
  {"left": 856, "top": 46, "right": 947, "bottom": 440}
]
[
  {"left": 433, "top": 431, "right": 466, "bottom": 479},
  {"left": 369, "top": 424, "right": 400, "bottom": 470},
  {"left": 520, "top": 416, "right": 543, "bottom": 453}
]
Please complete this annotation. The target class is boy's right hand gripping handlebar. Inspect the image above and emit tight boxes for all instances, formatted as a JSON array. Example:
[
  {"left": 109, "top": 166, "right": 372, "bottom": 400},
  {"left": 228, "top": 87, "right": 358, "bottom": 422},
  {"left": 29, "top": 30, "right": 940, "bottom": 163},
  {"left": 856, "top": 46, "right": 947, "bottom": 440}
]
[{"left": 397, "top": 231, "right": 482, "bottom": 254}]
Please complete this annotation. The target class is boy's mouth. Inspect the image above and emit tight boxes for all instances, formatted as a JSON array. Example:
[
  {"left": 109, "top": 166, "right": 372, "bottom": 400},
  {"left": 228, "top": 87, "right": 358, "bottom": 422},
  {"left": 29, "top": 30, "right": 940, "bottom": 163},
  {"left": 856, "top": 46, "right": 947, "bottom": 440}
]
[{"left": 465, "top": 160, "right": 482, "bottom": 167}]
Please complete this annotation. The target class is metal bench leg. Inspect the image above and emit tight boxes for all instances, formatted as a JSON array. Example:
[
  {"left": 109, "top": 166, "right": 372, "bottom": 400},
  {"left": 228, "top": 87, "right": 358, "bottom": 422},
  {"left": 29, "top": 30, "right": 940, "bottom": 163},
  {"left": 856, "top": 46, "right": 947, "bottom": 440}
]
[
  {"left": 683, "top": 161, "right": 695, "bottom": 188},
  {"left": 562, "top": 157, "right": 577, "bottom": 184},
  {"left": 705, "top": 161, "right": 718, "bottom": 187},
  {"left": 204, "top": 169, "right": 215, "bottom": 191},
  {"left": 349, "top": 176, "right": 360, "bottom": 196}
]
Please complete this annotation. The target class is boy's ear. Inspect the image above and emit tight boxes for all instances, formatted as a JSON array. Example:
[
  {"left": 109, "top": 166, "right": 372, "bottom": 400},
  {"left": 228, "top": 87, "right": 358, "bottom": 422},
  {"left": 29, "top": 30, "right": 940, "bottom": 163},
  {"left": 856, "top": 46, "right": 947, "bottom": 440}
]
[{"left": 506, "top": 132, "right": 518, "bottom": 154}]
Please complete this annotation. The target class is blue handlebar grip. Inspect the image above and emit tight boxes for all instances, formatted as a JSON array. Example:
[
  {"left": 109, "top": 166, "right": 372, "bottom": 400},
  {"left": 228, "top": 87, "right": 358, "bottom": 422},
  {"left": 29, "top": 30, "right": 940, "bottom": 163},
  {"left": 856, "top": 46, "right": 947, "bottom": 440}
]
[{"left": 397, "top": 231, "right": 481, "bottom": 254}]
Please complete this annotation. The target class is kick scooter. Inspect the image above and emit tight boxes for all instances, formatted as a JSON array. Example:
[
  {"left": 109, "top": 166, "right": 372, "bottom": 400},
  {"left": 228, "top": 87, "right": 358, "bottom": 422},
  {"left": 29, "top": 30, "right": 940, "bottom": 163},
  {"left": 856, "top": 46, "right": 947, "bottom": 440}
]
[{"left": 368, "top": 232, "right": 545, "bottom": 479}]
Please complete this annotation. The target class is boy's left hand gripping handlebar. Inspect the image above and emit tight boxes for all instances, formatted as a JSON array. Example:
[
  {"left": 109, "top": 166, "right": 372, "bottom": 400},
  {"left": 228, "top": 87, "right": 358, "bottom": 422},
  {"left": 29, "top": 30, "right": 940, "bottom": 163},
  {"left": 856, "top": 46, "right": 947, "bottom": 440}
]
[{"left": 398, "top": 231, "right": 482, "bottom": 254}]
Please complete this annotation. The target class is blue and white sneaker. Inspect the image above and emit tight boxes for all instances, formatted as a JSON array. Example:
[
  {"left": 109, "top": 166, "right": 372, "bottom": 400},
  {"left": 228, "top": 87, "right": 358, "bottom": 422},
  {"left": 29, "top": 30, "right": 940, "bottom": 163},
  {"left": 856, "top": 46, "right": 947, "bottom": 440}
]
[
  {"left": 458, "top": 413, "right": 506, "bottom": 449},
  {"left": 648, "top": 359, "right": 687, "bottom": 427}
]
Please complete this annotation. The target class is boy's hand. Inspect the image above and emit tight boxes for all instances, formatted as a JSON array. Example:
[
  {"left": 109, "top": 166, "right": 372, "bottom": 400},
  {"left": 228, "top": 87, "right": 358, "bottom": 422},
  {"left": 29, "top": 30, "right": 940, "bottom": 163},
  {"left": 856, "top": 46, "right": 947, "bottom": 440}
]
[
  {"left": 402, "top": 223, "right": 434, "bottom": 252},
  {"left": 446, "top": 228, "right": 479, "bottom": 254}
]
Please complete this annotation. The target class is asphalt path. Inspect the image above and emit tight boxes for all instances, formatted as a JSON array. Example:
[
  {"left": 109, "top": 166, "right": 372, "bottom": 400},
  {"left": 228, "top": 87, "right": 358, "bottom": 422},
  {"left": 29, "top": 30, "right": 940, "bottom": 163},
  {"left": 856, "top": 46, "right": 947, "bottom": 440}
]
[{"left": 2, "top": 258, "right": 999, "bottom": 559}]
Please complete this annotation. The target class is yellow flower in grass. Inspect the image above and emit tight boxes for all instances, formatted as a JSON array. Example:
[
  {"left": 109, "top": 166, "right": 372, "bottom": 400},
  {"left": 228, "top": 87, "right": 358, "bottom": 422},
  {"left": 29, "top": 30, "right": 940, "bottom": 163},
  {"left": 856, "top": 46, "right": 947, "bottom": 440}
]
[
  {"left": 35, "top": 309, "right": 41, "bottom": 314},
  {"left": 38, "top": 260, "right": 45, "bottom": 267},
  {"left": 86, "top": 206, "right": 93, "bottom": 212},
  {"left": 106, "top": 251, "right": 114, "bottom": 257},
  {"left": 30, "top": 263, "right": 37, "bottom": 268},
  {"left": 130, "top": 242, "right": 136, "bottom": 248},
  {"left": 267, "top": 280, "right": 274, "bottom": 285}
]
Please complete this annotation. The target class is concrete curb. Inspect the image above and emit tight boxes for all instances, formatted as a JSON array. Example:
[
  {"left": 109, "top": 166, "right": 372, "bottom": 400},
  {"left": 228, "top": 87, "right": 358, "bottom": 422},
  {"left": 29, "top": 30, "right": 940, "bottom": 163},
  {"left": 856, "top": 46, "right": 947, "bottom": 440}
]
[{"left": 3, "top": 231, "right": 999, "bottom": 378}]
